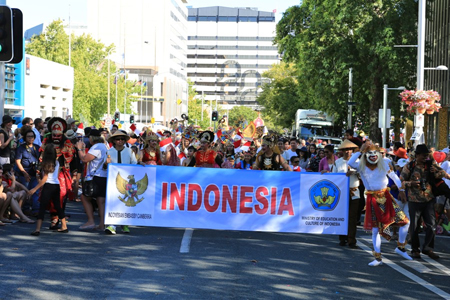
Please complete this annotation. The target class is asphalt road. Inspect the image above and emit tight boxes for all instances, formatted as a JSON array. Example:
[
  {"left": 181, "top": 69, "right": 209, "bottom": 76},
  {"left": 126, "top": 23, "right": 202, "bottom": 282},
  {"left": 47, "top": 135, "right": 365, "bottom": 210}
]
[{"left": 0, "top": 201, "right": 449, "bottom": 300}]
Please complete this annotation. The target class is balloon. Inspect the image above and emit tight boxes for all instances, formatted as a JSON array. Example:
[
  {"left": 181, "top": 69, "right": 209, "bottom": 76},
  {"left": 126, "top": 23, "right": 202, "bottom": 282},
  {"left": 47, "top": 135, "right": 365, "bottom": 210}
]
[{"left": 433, "top": 151, "right": 446, "bottom": 164}]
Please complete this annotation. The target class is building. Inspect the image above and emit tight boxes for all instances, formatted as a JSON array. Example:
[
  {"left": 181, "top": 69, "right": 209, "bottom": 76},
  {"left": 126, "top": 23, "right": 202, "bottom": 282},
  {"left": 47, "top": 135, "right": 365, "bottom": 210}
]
[
  {"left": 87, "top": 0, "right": 188, "bottom": 126},
  {"left": 187, "top": 6, "right": 279, "bottom": 110},
  {"left": 23, "top": 55, "right": 74, "bottom": 120},
  {"left": 424, "top": 0, "right": 450, "bottom": 149}
]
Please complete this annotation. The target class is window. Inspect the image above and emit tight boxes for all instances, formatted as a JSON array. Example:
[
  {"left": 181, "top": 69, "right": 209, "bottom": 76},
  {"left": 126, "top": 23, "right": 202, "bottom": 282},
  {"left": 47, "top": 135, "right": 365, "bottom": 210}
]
[
  {"left": 52, "top": 107, "right": 57, "bottom": 117},
  {"left": 188, "top": 16, "right": 196, "bottom": 21},
  {"left": 40, "top": 106, "right": 47, "bottom": 119}
]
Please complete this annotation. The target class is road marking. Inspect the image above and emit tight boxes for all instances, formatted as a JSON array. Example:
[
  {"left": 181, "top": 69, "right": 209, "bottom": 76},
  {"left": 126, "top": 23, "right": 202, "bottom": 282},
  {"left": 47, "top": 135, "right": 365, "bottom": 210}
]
[
  {"left": 358, "top": 240, "right": 450, "bottom": 299},
  {"left": 401, "top": 260, "right": 433, "bottom": 274},
  {"left": 404, "top": 245, "right": 450, "bottom": 277},
  {"left": 180, "top": 228, "right": 194, "bottom": 253}
]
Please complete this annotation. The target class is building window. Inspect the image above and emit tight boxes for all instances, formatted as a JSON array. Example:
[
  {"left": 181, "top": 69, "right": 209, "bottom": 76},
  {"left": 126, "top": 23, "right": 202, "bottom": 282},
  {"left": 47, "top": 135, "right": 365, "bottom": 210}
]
[
  {"left": 161, "top": 83, "right": 164, "bottom": 97},
  {"left": 40, "top": 84, "right": 50, "bottom": 89},
  {"left": 40, "top": 106, "right": 46, "bottom": 119}
]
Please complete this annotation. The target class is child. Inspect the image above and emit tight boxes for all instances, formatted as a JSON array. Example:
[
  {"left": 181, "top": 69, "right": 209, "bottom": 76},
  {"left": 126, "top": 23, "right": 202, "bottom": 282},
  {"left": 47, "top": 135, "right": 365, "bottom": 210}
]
[
  {"left": 291, "top": 156, "right": 301, "bottom": 172},
  {"left": 29, "top": 144, "right": 68, "bottom": 236}
]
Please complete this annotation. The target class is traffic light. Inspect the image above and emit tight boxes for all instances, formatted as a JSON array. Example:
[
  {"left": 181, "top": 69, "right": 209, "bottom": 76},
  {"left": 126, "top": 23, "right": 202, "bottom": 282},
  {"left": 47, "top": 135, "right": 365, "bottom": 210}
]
[
  {"left": 211, "top": 111, "right": 218, "bottom": 122},
  {"left": 114, "top": 111, "right": 120, "bottom": 122},
  {"left": 9, "top": 8, "right": 23, "bottom": 64},
  {"left": 0, "top": 6, "right": 13, "bottom": 62},
  {"left": 129, "top": 114, "right": 135, "bottom": 124}
]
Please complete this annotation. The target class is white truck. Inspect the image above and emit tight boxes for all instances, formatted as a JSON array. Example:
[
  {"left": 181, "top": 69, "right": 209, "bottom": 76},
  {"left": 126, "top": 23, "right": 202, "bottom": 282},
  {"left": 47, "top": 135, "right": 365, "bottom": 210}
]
[{"left": 293, "top": 109, "right": 341, "bottom": 145}]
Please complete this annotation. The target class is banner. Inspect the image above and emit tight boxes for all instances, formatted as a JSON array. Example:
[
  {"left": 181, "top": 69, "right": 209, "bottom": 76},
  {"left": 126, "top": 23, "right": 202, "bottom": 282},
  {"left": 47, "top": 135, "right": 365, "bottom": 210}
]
[{"left": 105, "top": 164, "right": 349, "bottom": 235}]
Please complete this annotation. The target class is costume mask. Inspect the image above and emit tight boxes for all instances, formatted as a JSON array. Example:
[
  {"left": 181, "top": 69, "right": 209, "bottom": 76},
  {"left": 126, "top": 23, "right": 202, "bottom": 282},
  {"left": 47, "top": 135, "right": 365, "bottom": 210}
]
[{"left": 366, "top": 150, "right": 381, "bottom": 165}]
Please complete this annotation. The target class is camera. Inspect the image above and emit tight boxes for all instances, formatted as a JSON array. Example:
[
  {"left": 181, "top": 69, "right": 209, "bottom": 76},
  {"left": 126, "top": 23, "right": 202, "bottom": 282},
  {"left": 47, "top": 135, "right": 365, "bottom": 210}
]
[{"left": 419, "top": 178, "right": 427, "bottom": 191}]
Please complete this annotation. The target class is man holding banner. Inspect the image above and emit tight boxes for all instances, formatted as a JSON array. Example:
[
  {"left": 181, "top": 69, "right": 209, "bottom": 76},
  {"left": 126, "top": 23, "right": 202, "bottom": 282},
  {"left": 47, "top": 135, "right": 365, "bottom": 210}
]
[
  {"left": 253, "top": 134, "right": 291, "bottom": 171},
  {"left": 104, "top": 131, "right": 138, "bottom": 235}
]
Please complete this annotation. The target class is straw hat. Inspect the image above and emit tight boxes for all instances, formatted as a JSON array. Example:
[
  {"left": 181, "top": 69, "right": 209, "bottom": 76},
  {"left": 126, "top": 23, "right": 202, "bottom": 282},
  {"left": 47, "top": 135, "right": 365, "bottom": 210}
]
[
  {"left": 338, "top": 139, "right": 358, "bottom": 150},
  {"left": 107, "top": 131, "right": 130, "bottom": 144}
]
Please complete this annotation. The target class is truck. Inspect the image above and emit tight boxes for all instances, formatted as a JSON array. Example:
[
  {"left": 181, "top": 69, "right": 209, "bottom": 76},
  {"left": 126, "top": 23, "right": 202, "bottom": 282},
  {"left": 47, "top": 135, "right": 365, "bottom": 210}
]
[{"left": 293, "top": 109, "right": 342, "bottom": 145}]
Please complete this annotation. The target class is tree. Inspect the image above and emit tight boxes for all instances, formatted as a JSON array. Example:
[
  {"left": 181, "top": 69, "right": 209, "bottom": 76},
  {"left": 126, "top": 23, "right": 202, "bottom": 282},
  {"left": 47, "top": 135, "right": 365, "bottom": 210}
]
[
  {"left": 26, "top": 20, "right": 141, "bottom": 127},
  {"left": 274, "top": 1, "right": 418, "bottom": 142},
  {"left": 257, "top": 62, "right": 302, "bottom": 128},
  {"left": 228, "top": 105, "right": 258, "bottom": 128}
]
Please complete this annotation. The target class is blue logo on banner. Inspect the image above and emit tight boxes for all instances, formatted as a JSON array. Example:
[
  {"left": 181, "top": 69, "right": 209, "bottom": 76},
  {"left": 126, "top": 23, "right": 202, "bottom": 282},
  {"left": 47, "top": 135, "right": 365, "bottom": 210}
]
[{"left": 309, "top": 179, "right": 340, "bottom": 211}]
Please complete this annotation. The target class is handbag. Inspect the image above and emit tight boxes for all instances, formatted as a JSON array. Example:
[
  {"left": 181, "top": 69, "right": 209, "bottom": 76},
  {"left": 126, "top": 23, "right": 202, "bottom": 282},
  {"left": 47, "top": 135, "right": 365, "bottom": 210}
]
[
  {"left": 82, "top": 155, "right": 105, "bottom": 197},
  {"left": 82, "top": 179, "right": 96, "bottom": 197}
]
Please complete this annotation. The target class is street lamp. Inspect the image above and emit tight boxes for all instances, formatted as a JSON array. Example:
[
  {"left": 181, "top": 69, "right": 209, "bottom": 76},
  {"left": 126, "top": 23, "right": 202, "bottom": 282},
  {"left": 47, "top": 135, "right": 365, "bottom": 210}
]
[
  {"left": 382, "top": 85, "right": 406, "bottom": 149},
  {"left": 424, "top": 65, "right": 448, "bottom": 71}
]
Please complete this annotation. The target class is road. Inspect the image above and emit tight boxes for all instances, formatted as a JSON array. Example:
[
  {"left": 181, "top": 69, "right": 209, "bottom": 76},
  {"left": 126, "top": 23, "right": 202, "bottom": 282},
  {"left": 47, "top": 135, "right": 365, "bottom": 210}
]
[{"left": 0, "top": 201, "right": 449, "bottom": 300}]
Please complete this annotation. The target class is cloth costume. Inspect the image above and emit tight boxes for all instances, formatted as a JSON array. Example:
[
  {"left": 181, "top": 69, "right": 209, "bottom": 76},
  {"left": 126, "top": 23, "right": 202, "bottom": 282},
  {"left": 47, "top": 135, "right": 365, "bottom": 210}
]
[{"left": 348, "top": 146, "right": 411, "bottom": 266}]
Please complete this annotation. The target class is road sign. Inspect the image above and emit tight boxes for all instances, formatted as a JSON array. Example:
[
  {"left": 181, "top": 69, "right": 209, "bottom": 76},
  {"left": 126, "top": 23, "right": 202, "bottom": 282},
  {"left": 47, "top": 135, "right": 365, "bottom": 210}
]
[{"left": 105, "top": 116, "right": 112, "bottom": 128}]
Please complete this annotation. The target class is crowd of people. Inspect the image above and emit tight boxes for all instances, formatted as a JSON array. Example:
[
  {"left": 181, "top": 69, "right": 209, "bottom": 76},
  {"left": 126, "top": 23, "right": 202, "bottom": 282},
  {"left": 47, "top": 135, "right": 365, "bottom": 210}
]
[{"left": 0, "top": 115, "right": 448, "bottom": 266}]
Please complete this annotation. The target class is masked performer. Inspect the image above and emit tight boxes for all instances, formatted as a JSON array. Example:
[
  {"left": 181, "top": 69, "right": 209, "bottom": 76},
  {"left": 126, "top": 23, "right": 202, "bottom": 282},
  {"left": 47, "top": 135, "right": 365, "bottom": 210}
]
[
  {"left": 195, "top": 131, "right": 220, "bottom": 168},
  {"left": 348, "top": 141, "right": 411, "bottom": 266},
  {"left": 253, "top": 134, "right": 291, "bottom": 171}
]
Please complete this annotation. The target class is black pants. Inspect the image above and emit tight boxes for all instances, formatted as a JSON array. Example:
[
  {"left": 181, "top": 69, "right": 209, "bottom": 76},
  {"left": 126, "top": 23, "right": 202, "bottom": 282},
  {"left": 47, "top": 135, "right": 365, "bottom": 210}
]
[
  {"left": 339, "top": 198, "right": 360, "bottom": 244},
  {"left": 37, "top": 183, "right": 64, "bottom": 220},
  {"left": 408, "top": 200, "right": 436, "bottom": 253}
]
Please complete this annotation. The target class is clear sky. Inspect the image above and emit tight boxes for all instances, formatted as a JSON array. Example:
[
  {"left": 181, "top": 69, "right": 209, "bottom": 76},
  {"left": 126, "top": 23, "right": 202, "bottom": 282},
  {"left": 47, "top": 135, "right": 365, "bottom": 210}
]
[{"left": 8, "top": 0, "right": 301, "bottom": 31}]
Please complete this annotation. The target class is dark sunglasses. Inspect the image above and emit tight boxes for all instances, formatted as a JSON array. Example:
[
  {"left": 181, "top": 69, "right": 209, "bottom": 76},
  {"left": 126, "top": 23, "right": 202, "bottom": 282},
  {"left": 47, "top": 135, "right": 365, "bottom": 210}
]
[
  {"left": 26, "top": 135, "right": 35, "bottom": 138},
  {"left": 292, "top": 160, "right": 300, "bottom": 163},
  {"left": 115, "top": 138, "right": 126, "bottom": 141}
]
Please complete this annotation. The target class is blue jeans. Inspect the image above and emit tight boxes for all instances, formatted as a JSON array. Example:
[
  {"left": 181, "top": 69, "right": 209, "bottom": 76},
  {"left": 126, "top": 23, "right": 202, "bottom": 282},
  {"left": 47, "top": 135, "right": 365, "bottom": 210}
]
[{"left": 18, "top": 175, "right": 39, "bottom": 213}]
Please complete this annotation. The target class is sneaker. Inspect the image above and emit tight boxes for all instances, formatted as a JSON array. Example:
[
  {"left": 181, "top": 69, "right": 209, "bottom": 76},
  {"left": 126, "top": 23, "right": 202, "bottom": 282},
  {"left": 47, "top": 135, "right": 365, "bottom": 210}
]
[
  {"left": 422, "top": 250, "right": 440, "bottom": 259},
  {"left": 395, "top": 247, "right": 412, "bottom": 260},
  {"left": 122, "top": 225, "right": 130, "bottom": 234},
  {"left": 104, "top": 225, "right": 116, "bottom": 235},
  {"left": 368, "top": 259, "right": 383, "bottom": 267}
]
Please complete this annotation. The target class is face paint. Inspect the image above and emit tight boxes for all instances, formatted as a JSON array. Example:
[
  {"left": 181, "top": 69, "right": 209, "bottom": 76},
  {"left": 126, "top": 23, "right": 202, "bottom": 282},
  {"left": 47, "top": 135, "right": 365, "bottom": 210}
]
[{"left": 366, "top": 150, "right": 381, "bottom": 165}]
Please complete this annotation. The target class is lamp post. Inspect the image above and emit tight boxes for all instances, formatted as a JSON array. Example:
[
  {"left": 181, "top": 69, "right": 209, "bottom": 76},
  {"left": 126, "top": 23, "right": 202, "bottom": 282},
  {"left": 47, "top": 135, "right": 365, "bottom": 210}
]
[{"left": 382, "top": 85, "right": 405, "bottom": 149}]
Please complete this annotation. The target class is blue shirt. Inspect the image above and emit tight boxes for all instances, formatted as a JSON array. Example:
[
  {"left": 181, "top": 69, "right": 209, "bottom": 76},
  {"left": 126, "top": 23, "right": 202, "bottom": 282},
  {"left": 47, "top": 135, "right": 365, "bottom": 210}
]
[{"left": 15, "top": 143, "right": 40, "bottom": 176}]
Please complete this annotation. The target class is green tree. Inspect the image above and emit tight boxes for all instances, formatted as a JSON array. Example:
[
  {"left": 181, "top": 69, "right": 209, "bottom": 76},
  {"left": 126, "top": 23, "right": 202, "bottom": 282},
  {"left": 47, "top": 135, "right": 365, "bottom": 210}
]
[
  {"left": 257, "top": 62, "right": 302, "bottom": 128},
  {"left": 26, "top": 20, "right": 141, "bottom": 127},
  {"left": 228, "top": 105, "right": 258, "bottom": 128},
  {"left": 186, "top": 79, "right": 210, "bottom": 129},
  {"left": 274, "top": 1, "right": 418, "bottom": 142}
]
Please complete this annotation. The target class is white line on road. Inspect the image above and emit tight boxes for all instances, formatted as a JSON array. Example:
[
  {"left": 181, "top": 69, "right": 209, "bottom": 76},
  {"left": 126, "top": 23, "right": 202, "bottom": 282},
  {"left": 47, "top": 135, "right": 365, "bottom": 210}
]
[
  {"left": 358, "top": 240, "right": 450, "bottom": 299},
  {"left": 180, "top": 228, "right": 194, "bottom": 253}
]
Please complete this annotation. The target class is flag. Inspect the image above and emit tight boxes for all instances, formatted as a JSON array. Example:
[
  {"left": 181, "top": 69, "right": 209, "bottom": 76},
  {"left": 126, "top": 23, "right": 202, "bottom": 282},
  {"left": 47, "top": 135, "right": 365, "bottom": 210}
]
[
  {"left": 273, "top": 9, "right": 277, "bottom": 13},
  {"left": 240, "top": 141, "right": 251, "bottom": 152},
  {"left": 178, "top": 152, "right": 186, "bottom": 160},
  {"left": 159, "top": 138, "right": 172, "bottom": 152},
  {"left": 175, "top": 140, "right": 180, "bottom": 147},
  {"left": 156, "top": 130, "right": 164, "bottom": 138},
  {"left": 78, "top": 123, "right": 84, "bottom": 129},
  {"left": 129, "top": 123, "right": 136, "bottom": 132},
  {"left": 233, "top": 139, "right": 241, "bottom": 149},
  {"left": 135, "top": 128, "right": 142, "bottom": 135}
]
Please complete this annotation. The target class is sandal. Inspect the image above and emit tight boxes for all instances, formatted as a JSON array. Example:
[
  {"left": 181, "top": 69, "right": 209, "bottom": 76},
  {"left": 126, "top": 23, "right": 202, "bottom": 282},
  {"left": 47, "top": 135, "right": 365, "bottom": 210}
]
[
  {"left": 30, "top": 231, "right": 40, "bottom": 236},
  {"left": 0, "top": 219, "right": 13, "bottom": 223}
]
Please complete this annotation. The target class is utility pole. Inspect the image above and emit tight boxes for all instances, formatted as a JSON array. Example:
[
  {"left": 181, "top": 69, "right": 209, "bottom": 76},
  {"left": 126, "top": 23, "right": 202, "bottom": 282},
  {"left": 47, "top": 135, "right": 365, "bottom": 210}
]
[{"left": 347, "top": 68, "right": 353, "bottom": 129}]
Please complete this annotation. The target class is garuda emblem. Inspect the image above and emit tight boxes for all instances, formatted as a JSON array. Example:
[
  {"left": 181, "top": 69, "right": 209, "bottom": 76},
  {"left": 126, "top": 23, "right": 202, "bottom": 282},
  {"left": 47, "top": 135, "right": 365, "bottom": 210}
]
[{"left": 116, "top": 173, "right": 149, "bottom": 207}]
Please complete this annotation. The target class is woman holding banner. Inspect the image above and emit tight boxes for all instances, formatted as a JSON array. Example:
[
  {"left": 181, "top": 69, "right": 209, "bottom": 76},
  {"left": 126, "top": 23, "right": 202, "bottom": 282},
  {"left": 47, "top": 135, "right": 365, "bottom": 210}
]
[
  {"left": 139, "top": 131, "right": 162, "bottom": 166},
  {"left": 348, "top": 141, "right": 411, "bottom": 266},
  {"left": 195, "top": 131, "right": 219, "bottom": 168}
]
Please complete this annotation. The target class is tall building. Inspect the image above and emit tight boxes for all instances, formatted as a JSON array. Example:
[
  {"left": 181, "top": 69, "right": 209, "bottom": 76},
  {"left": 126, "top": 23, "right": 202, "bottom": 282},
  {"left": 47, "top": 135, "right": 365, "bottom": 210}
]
[
  {"left": 88, "top": 0, "right": 188, "bottom": 126},
  {"left": 424, "top": 0, "right": 450, "bottom": 148},
  {"left": 187, "top": 6, "right": 279, "bottom": 109}
]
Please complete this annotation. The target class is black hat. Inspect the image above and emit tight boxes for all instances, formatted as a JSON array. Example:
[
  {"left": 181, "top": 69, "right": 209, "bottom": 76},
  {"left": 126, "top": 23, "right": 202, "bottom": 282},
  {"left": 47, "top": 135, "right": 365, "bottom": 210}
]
[
  {"left": 415, "top": 144, "right": 430, "bottom": 154},
  {"left": 89, "top": 129, "right": 101, "bottom": 137},
  {"left": 1, "top": 115, "right": 15, "bottom": 127}
]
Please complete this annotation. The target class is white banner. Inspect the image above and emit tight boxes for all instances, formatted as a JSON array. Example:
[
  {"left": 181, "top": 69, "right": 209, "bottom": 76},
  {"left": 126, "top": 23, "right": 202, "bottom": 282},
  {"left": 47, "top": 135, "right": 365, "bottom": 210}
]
[{"left": 105, "top": 164, "right": 349, "bottom": 235}]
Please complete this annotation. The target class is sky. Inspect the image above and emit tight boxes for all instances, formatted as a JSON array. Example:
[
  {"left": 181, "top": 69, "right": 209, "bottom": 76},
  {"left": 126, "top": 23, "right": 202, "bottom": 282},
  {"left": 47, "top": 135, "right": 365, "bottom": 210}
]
[{"left": 8, "top": 0, "right": 301, "bottom": 31}]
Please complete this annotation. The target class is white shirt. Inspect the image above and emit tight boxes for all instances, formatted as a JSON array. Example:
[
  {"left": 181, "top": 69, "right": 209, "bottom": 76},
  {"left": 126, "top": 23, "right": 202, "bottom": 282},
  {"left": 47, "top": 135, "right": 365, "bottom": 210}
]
[
  {"left": 46, "top": 160, "right": 59, "bottom": 184},
  {"left": 87, "top": 143, "right": 108, "bottom": 178},
  {"left": 334, "top": 157, "right": 360, "bottom": 199},
  {"left": 348, "top": 151, "right": 401, "bottom": 191},
  {"left": 107, "top": 147, "right": 137, "bottom": 165},
  {"left": 32, "top": 127, "right": 42, "bottom": 146},
  {"left": 441, "top": 160, "right": 450, "bottom": 187}
]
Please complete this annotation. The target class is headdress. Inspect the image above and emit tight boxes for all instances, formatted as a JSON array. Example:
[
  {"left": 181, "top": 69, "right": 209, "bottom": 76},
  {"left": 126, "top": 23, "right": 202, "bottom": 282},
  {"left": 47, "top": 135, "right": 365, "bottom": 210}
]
[
  {"left": 47, "top": 117, "right": 67, "bottom": 134},
  {"left": 198, "top": 131, "right": 214, "bottom": 144},
  {"left": 361, "top": 144, "right": 381, "bottom": 154},
  {"left": 182, "top": 126, "right": 197, "bottom": 140},
  {"left": 145, "top": 130, "right": 159, "bottom": 141}
]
